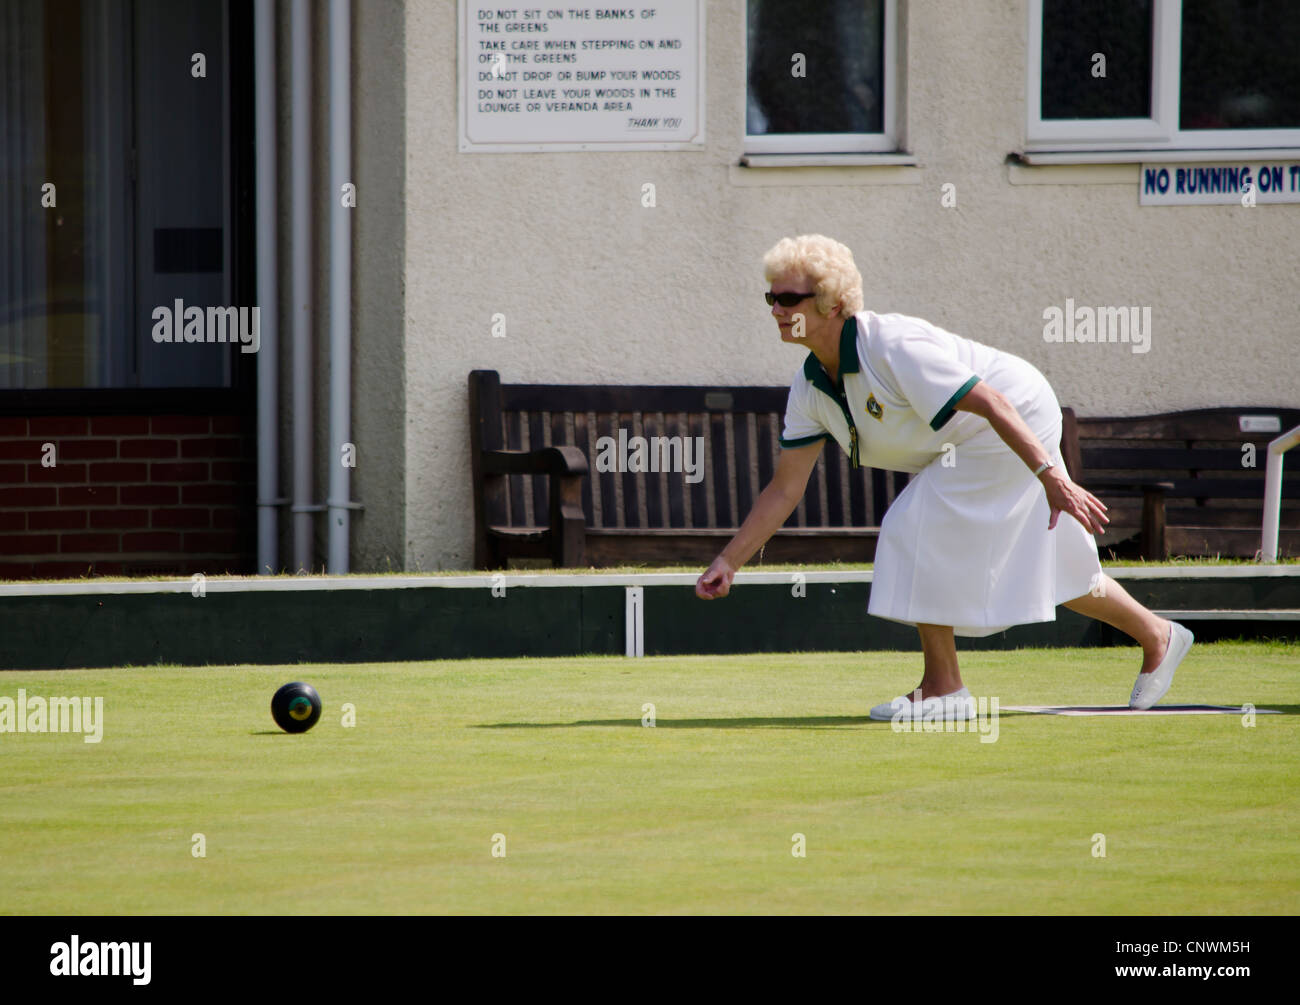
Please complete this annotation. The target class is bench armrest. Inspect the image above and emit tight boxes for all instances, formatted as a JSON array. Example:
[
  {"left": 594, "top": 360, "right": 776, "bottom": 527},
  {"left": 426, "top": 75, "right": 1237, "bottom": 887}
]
[
  {"left": 480, "top": 446, "right": 589, "bottom": 476},
  {"left": 479, "top": 446, "right": 588, "bottom": 567}
]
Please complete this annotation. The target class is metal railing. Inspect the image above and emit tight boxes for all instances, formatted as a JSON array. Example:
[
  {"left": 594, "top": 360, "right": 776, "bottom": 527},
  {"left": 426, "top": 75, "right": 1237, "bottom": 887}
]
[{"left": 1261, "top": 424, "right": 1300, "bottom": 562}]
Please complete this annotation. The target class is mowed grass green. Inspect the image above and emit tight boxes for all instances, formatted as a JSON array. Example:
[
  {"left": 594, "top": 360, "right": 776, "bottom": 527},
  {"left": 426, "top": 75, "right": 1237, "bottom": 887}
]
[{"left": 1, "top": 641, "right": 1296, "bottom": 915}]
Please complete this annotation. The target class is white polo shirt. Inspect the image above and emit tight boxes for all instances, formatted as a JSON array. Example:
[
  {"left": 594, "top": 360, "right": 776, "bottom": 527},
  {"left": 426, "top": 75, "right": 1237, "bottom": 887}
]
[
  {"left": 779, "top": 311, "right": 1028, "bottom": 474},
  {"left": 777, "top": 310, "right": 1100, "bottom": 636}
]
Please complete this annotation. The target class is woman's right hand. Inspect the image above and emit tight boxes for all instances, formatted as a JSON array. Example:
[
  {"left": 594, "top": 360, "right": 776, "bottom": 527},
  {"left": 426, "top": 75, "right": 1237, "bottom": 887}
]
[
  {"left": 1041, "top": 467, "right": 1109, "bottom": 535},
  {"left": 695, "top": 555, "right": 737, "bottom": 599}
]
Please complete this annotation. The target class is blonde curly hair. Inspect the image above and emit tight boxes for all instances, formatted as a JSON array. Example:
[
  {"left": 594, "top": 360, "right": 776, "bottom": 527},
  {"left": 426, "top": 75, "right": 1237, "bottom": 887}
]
[{"left": 762, "top": 234, "right": 864, "bottom": 317}]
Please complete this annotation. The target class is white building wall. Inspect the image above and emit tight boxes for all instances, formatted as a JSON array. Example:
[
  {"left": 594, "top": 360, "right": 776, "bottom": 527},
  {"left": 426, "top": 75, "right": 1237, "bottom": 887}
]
[{"left": 402, "top": 0, "right": 1299, "bottom": 571}]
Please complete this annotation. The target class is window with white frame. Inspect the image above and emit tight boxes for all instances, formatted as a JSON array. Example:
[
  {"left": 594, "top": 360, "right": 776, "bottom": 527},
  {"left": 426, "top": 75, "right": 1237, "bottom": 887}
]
[
  {"left": 745, "top": 0, "right": 897, "bottom": 154},
  {"left": 1027, "top": 0, "right": 1300, "bottom": 151},
  {"left": 0, "top": 0, "right": 251, "bottom": 391}
]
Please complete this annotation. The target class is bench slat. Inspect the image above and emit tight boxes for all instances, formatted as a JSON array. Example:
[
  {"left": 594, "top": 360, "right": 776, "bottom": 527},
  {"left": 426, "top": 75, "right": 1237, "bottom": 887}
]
[
  {"left": 548, "top": 411, "right": 569, "bottom": 522},
  {"left": 710, "top": 411, "right": 731, "bottom": 528},
  {"left": 892, "top": 470, "right": 909, "bottom": 509},
  {"left": 1163, "top": 478, "right": 1300, "bottom": 500},
  {"left": 1079, "top": 412, "right": 1295, "bottom": 441},
  {"left": 805, "top": 450, "right": 826, "bottom": 528},
  {"left": 619, "top": 409, "right": 640, "bottom": 529},
  {"left": 529, "top": 411, "right": 548, "bottom": 526},
  {"left": 689, "top": 412, "right": 709, "bottom": 528},
  {"left": 733, "top": 410, "right": 756, "bottom": 523},
  {"left": 1167, "top": 526, "right": 1300, "bottom": 555},
  {"left": 757, "top": 411, "right": 777, "bottom": 500},
  {"left": 641, "top": 412, "right": 664, "bottom": 527},
  {"left": 848, "top": 447, "right": 869, "bottom": 526},
  {"left": 1095, "top": 506, "right": 1300, "bottom": 532},
  {"left": 1089, "top": 477, "right": 1300, "bottom": 501},
  {"left": 595, "top": 412, "right": 618, "bottom": 528},
  {"left": 583, "top": 527, "right": 881, "bottom": 537},
  {"left": 500, "top": 384, "right": 790, "bottom": 414},
  {"left": 824, "top": 436, "right": 844, "bottom": 526},
  {"left": 1082, "top": 446, "right": 1292, "bottom": 470},
  {"left": 871, "top": 459, "right": 887, "bottom": 526},
  {"left": 572, "top": 410, "right": 595, "bottom": 524},
  {"left": 665, "top": 412, "right": 686, "bottom": 528},
  {"left": 505, "top": 410, "right": 526, "bottom": 527},
  {"left": 580, "top": 527, "right": 881, "bottom": 567}
]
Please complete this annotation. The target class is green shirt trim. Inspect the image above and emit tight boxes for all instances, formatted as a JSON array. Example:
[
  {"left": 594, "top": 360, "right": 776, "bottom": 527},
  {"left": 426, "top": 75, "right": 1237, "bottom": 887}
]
[
  {"left": 930, "top": 375, "right": 981, "bottom": 431},
  {"left": 778, "top": 432, "right": 833, "bottom": 449},
  {"left": 801, "top": 314, "right": 861, "bottom": 401},
  {"left": 792, "top": 315, "right": 863, "bottom": 466}
]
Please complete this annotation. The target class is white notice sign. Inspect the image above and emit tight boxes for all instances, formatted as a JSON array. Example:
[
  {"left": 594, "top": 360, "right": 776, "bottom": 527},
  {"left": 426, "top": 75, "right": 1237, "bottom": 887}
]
[
  {"left": 1139, "top": 162, "right": 1300, "bottom": 205},
  {"left": 459, "top": 2, "right": 705, "bottom": 152}
]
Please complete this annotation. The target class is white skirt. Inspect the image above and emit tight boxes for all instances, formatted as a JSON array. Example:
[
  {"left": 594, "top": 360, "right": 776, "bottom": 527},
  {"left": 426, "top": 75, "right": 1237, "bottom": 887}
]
[{"left": 867, "top": 377, "right": 1102, "bottom": 637}]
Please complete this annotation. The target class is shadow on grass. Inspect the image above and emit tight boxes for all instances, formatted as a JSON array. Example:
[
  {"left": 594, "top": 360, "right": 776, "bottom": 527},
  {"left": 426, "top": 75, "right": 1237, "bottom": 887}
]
[
  {"left": 475, "top": 705, "right": 1299, "bottom": 729},
  {"left": 475, "top": 712, "right": 1043, "bottom": 730}
]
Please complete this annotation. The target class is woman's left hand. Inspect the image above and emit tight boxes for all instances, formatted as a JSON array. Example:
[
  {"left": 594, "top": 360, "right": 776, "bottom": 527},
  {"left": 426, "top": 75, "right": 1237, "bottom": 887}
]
[{"left": 1041, "top": 468, "right": 1109, "bottom": 534}]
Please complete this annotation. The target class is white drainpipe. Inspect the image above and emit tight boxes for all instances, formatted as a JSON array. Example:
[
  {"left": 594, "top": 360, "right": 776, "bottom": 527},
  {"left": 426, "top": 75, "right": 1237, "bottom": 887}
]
[
  {"left": 290, "top": 0, "right": 315, "bottom": 571},
  {"left": 254, "top": 0, "right": 280, "bottom": 574},
  {"left": 327, "top": 0, "right": 355, "bottom": 573}
]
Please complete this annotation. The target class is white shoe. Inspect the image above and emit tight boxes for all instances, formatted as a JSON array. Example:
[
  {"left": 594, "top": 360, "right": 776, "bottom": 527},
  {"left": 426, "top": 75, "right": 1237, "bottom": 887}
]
[
  {"left": 870, "top": 686, "right": 975, "bottom": 722},
  {"left": 1129, "top": 621, "right": 1194, "bottom": 710}
]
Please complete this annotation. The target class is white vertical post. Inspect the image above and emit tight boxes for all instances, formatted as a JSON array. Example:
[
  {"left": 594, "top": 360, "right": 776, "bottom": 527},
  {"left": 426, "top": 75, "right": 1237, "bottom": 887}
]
[
  {"left": 625, "top": 586, "right": 644, "bottom": 657},
  {"left": 1261, "top": 424, "right": 1300, "bottom": 562}
]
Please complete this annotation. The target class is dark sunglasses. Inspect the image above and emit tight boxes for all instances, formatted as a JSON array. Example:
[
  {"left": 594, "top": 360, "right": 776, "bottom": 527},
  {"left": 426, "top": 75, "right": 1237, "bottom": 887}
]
[{"left": 765, "top": 290, "right": 814, "bottom": 308}]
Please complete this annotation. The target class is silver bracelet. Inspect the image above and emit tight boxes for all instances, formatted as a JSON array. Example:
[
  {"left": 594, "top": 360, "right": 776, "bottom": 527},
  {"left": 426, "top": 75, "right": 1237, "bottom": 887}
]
[{"left": 1033, "top": 460, "right": 1054, "bottom": 478}]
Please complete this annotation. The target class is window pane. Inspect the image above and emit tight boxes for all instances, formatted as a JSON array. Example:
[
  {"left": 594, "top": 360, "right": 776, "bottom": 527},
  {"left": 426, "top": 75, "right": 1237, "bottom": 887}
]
[
  {"left": 1041, "top": 0, "right": 1152, "bottom": 120},
  {"left": 0, "top": 0, "right": 236, "bottom": 390},
  {"left": 1181, "top": 0, "right": 1300, "bottom": 129},
  {"left": 132, "top": 0, "right": 232, "bottom": 389},
  {"left": 747, "top": 0, "right": 884, "bottom": 135}
]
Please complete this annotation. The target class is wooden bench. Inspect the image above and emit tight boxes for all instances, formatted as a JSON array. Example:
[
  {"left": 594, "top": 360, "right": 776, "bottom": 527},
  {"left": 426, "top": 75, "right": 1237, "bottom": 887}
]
[
  {"left": 469, "top": 369, "right": 909, "bottom": 569},
  {"left": 1061, "top": 406, "right": 1300, "bottom": 559}
]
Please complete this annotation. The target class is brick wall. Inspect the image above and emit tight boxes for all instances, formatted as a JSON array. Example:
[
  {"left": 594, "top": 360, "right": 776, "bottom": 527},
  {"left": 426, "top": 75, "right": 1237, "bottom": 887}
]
[{"left": 0, "top": 414, "right": 256, "bottom": 579}]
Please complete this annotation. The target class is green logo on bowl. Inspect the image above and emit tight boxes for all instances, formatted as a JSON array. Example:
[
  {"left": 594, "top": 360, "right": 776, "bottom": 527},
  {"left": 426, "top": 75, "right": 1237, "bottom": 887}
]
[{"left": 289, "top": 696, "right": 312, "bottom": 720}]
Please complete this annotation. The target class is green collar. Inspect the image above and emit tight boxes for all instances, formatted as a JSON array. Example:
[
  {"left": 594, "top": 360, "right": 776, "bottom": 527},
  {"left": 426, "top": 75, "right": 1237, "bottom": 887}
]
[{"left": 802, "top": 314, "right": 860, "bottom": 401}]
